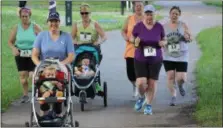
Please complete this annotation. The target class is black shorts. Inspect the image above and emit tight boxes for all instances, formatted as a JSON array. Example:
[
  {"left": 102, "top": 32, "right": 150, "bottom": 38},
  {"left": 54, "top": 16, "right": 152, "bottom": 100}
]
[
  {"left": 15, "top": 56, "right": 36, "bottom": 72},
  {"left": 163, "top": 60, "right": 188, "bottom": 72},
  {"left": 134, "top": 59, "right": 162, "bottom": 80},
  {"left": 126, "top": 57, "right": 136, "bottom": 81}
]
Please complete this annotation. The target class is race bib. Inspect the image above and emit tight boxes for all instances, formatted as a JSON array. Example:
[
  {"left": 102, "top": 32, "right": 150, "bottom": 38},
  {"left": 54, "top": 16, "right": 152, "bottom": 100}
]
[
  {"left": 20, "top": 50, "right": 32, "bottom": 57},
  {"left": 168, "top": 44, "right": 180, "bottom": 53},
  {"left": 143, "top": 46, "right": 156, "bottom": 57},
  {"left": 80, "top": 32, "right": 92, "bottom": 42}
]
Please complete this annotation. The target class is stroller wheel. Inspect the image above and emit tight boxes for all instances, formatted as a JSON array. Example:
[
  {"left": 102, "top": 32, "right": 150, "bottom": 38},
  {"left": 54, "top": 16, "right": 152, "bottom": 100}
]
[
  {"left": 75, "top": 121, "right": 79, "bottom": 127},
  {"left": 103, "top": 82, "right": 108, "bottom": 107},
  {"left": 25, "top": 122, "right": 29, "bottom": 127}
]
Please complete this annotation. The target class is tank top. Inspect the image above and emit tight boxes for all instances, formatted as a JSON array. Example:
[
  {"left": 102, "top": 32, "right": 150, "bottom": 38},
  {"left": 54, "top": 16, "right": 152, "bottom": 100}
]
[
  {"left": 124, "top": 15, "right": 137, "bottom": 58},
  {"left": 163, "top": 21, "right": 189, "bottom": 62},
  {"left": 15, "top": 22, "right": 36, "bottom": 50},
  {"left": 76, "top": 20, "right": 99, "bottom": 44}
]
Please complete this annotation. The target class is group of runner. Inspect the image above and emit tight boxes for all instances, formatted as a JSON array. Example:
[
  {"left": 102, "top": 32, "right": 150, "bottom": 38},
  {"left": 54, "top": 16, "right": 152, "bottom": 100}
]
[
  {"left": 9, "top": 1, "right": 192, "bottom": 115},
  {"left": 122, "top": 1, "right": 192, "bottom": 115}
]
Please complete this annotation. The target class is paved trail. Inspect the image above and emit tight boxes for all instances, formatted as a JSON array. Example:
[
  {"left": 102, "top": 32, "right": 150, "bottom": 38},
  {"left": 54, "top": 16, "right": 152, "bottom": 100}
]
[{"left": 1, "top": 1, "right": 222, "bottom": 127}]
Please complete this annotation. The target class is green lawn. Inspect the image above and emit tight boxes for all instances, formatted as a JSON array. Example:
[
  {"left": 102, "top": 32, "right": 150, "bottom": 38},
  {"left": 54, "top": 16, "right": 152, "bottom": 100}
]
[
  {"left": 1, "top": 5, "right": 163, "bottom": 112},
  {"left": 195, "top": 26, "right": 222, "bottom": 127},
  {"left": 203, "top": 0, "right": 222, "bottom": 7}
]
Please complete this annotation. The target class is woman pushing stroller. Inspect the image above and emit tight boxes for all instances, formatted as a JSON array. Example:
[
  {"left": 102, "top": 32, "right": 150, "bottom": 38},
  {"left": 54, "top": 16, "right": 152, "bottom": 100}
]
[
  {"left": 32, "top": 11, "right": 74, "bottom": 118},
  {"left": 71, "top": 3, "right": 107, "bottom": 93}
]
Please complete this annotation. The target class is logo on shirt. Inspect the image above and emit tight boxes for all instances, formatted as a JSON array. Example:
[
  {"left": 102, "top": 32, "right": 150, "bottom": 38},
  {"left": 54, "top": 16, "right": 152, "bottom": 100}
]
[
  {"left": 60, "top": 41, "right": 64, "bottom": 45},
  {"left": 166, "top": 31, "right": 184, "bottom": 45}
]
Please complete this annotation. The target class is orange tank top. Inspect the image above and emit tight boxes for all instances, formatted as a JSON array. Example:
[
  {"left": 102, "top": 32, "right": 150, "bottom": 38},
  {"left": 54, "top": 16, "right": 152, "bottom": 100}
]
[{"left": 124, "top": 15, "right": 137, "bottom": 58}]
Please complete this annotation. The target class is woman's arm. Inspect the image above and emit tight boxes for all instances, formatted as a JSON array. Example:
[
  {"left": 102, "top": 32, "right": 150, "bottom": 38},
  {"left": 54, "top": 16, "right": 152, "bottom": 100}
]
[
  {"left": 182, "top": 22, "right": 193, "bottom": 42},
  {"left": 121, "top": 16, "right": 130, "bottom": 42},
  {"left": 94, "top": 22, "right": 107, "bottom": 44},
  {"left": 8, "top": 25, "right": 17, "bottom": 49},
  {"left": 61, "top": 34, "right": 75, "bottom": 65},
  {"left": 32, "top": 32, "right": 43, "bottom": 65},
  {"left": 32, "top": 48, "right": 41, "bottom": 65},
  {"left": 8, "top": 25, "right": 20, "bottom": 56},
  {"left": 71, "top": 22, "right": 77, "bottom": 44},
  {"left": 158, "top": 24, "right": 167, "bottom": 47},
  {"left": 34, "top": 24, "right": 42, "bottom": 35}
]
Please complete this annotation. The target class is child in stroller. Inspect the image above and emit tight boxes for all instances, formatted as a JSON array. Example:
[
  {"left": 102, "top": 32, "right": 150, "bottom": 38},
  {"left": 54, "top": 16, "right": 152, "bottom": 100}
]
[
  {"left": 38, "top": 64, "right": 65, "bottom": 119},
  {"left": 74, "top": 57, "right": 95, "bottom": 78}
]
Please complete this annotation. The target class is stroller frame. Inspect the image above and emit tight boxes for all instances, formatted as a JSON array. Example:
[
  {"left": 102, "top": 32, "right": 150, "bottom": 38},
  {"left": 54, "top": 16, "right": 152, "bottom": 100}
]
[
  {"left": 73, "top": 44, "right": 108, "bottom": 111},
  {"left": 25, "top": 58, "right": 79, "bottom": 127}
]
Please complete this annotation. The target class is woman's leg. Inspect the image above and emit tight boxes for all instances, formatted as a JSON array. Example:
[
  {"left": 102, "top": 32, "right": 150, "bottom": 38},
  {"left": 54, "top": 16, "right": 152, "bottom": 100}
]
[
  {"left": 134, "top": 77, "right": 147, "bottom": 111},
  {"left": 53, "top": 103, "right": 62, "bottom": 117},
  {"left": 144, "top": 62, "right": 162, "bottom": 115},
  {"left": 145, "top": 79, "right": 157, "bottom": 105},
  {"left": 18, "top": 71, "right": 30, "bottom": 103},
  {"left": 134, "top": 59, "right": 148, "bottom": 111},
  {"left": 176, "top": 72, "right": 187, "bottom": 96},
  {"left": 40, "top": 103, "right": 50, "bottom": 116},
  {"left": 163, "top": 61, "right": 177, "bottom": 106},
  {"left": 175, "top": 62, "right": 188, "bottom": 96},
  {"left": 126, "top": 58, "right": 137, "bottom": 98}
]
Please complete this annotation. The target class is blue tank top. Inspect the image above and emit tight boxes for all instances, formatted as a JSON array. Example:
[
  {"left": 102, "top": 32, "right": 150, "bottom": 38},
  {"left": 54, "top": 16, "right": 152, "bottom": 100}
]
[{"left": 15, "top": 22, "right": 36, "bottom": 50}]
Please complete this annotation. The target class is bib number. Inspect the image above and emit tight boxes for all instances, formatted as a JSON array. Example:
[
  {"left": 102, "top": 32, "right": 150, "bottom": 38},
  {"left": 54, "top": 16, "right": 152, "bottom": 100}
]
[
  {"left": 144, "top": 46, "right": 156, "bottom": 57},
  {"left": 80, "top": 32, "right": 92, "bottom": 42},
  {"left": 168, "top": 44, "right": 180, "bottom": 53},
  {"left": 20, "top": 50, "right": 32, "bottom": 57}
]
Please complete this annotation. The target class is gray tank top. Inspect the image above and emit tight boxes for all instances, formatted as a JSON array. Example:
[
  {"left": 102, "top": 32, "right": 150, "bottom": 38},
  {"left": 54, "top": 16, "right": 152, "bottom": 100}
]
[{"left": 163, "top": 21, "right": 189, "bottom": 62}]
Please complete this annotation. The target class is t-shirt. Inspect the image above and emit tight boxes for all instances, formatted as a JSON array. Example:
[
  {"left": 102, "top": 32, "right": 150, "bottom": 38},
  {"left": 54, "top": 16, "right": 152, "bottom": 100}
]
[
  {"left": 132, "top": 21, "right": 165, "bottom": 64},
  {"left": 33, "top": 31, "right": 74, "bottom": 61}
]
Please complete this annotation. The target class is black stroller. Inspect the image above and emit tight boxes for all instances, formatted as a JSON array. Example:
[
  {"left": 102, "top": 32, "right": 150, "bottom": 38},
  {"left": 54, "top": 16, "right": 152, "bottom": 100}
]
[
  {"left": 72, "top": 44, "right": 107, "bottom": 111},
  {"left": 25, "top": 58, "right": 79, "bottom": 127}
]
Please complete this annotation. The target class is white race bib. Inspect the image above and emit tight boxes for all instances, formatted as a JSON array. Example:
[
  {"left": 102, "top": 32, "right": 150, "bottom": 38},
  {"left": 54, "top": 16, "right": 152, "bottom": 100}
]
[
  {"left": 168, "top": 44, "right": 180, "bottom": 53},
  {"left": 80, "top": 33, "right": 92, "bottom": 42},
  {"left": 143, "top": 46, "right": 156, "bottom": 57},
  {"left": 20, "top": 50, "right": 32, "bottom": 57}
]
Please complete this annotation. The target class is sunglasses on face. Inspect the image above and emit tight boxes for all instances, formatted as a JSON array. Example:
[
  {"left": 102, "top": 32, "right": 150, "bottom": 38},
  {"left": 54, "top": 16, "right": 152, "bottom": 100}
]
[{"left": 80, "top": 12, "right": 89, "bottom": 15}]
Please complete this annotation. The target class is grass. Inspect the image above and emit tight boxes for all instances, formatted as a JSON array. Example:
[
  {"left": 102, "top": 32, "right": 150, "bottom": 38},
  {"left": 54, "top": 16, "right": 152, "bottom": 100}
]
[
  {"left": 203, "top": 0, "right": 222, "bottom": 12},
  {"left": 194, "top": 26, "right": 222, "bottom": 127},
  {"left": 1, "top": 5, "right": 163, "bottom": 112},
  {"left": 203, "top": 0, "right": 222, "bottom": 7}
]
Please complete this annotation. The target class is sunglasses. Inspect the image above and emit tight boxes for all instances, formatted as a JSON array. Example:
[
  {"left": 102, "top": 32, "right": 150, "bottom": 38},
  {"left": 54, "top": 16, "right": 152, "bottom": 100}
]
[{"left": 80, "top": 12, "right": 90, "bottom": 15}]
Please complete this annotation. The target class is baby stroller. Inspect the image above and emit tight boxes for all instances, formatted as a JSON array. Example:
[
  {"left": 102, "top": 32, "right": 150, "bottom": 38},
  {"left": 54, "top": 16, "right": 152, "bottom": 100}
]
[
  {"left": 72, "top": 44, "right": 107, "bottom": 111},
  {"left": 25, "top": 58, "right": 79, "bottom": 127}
]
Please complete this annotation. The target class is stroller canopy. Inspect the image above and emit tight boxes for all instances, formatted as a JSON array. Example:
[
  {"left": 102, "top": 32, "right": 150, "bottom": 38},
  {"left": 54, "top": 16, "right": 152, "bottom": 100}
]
[{"left": 74, "top": 45, "right": 99, "bottom": 63}]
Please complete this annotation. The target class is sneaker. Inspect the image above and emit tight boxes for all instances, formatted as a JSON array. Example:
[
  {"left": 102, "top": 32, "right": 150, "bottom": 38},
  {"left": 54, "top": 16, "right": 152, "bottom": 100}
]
[
  {"left": 170, "top": 96, "right": 176, "bottom": 106},
  {"left": 134, "top": 97, "right": 145, "bottom": 111},
  {"left": 20, "top": 95, "right": 30, "bottom": 103},
  {"left": 178, "top": 84, "right": 186, "bottom": 96},
  {"left": 144, "top": 104, "right": 153, "bottom": 115}
]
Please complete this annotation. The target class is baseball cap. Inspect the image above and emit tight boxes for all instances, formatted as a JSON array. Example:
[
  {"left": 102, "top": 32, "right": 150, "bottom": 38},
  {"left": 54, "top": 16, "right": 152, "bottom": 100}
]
[
  {"left": 144, "top": 5, "right": 156, "bottom": 13},
  {"left": 47, "top": 11, "right": 60, "bottom": 21}
]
